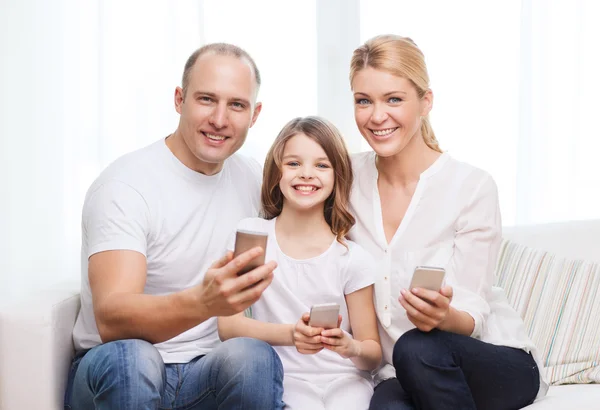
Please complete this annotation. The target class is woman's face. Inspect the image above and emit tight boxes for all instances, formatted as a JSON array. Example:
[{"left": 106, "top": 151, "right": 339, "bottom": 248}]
[{"left": 352, "top": 67, "right": 432, "bottom": 158}]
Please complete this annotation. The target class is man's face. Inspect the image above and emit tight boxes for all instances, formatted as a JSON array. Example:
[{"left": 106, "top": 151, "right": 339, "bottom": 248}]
[{"left": 173, "top": 53, "right": 261, "bottom": 174}]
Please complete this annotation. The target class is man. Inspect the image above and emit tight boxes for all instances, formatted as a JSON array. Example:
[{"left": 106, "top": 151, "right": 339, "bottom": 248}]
[{"left": 64, "top": 43, "right": 285, "bottom": 410}]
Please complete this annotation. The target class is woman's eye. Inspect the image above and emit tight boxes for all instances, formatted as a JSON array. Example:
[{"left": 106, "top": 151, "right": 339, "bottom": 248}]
[
  {"left": 389, "top": 97, "right": 402, "bottom": 103},
  {"left": 355, "top": 98, "right": 370, "bottom": 105}
]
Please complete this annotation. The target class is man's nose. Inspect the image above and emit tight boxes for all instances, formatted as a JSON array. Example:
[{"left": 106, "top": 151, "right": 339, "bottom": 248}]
[{"left": 209, "top": 103, "right": 228, "bottom": 129}]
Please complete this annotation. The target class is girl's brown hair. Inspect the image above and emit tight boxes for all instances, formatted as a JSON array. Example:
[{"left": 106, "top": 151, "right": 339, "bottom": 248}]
[
  {"left": 261, "top": 116, "right": 355, "bottom": 245},
  {"left": 350, "top": 34, "right": 442, "bottom": 153}
]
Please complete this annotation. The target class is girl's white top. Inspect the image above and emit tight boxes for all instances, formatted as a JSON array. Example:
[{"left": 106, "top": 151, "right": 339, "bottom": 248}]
[
  {"left": 229, "top": 217, "right": 376, "bottom": 381},
  {"left": 348, "top": 151, "right": 548, "bottom": 398}
]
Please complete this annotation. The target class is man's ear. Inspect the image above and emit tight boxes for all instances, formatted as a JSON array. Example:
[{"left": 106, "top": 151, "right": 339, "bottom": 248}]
[
  {"left": 250, "top": 102, "right": 262, "bottom": 128},
  {"left": 174, "top": 87, "right": 184, "bottom": 114},
  {"left": 420, "top": 89, "right": 433, "bottom": 117}
]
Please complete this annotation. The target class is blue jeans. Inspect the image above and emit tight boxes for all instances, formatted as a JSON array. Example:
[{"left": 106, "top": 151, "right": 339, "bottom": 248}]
[
  {"left": 64, "top": 337, "right": 285, "bottom": 410},
  {"left": 369, "top": 329, "right": 540, "bottom": 410}
]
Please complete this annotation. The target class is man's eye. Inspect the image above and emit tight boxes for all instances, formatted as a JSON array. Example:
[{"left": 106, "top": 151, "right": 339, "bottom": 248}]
[
  {"left": 198, "top": 96, "right": 212, "bottom": 102},
  {"left": 231, "top": 102, "right": 245, "bottom": 109}
]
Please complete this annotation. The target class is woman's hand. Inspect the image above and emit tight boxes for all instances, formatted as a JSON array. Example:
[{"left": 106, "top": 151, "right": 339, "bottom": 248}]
[
  {"left": 292, "top": 313, "right": 324, "bottom": 354},
  {"left": 399, "top": 285, "right": 453, "bottom": 332},
  {"left": 320, "top": 316, "right": 361, "bottom": 359}
]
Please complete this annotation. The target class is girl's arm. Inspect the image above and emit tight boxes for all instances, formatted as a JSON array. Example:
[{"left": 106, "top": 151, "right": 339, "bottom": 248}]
[
  {"left": 321, "top": 285, "right": 382, "bottom": 371},
  {"left": 218, "top": 313, "right": 294, "bottom": 346}
]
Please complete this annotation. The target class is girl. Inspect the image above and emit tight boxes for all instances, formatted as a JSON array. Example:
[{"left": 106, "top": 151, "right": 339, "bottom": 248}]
[
  {"left": 218, "top": 116, "right": 382, "bottom": 410},
  {"left": 347, "top": 35, "right": 548, "bottom": 410}
]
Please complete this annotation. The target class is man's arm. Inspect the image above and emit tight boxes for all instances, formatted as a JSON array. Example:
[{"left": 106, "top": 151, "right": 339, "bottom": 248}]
[{"left": 91, "top": 247, "right": 276, "bottom": 344}]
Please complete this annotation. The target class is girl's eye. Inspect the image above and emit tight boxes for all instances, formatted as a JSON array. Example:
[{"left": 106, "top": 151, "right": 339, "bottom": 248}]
[
  {"left": 287, "top": 161, "right": 300, "bottom": 167},
  {"left": 355, "top": 98, "right": 370, "bottom": 105},
  {"left": 317, "top": 163, "right": 330, "bottom": 169}
]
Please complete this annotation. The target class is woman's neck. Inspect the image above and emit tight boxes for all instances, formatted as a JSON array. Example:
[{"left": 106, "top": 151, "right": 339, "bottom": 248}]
[{"left": 376, "top": 134, "right": 441, "bottom": 187}]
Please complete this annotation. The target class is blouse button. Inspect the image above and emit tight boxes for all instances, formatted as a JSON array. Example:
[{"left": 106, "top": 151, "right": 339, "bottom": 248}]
[
  {"left": 384, "top": 305, "right": 388, "bottom": 310},
  {"left": 384, "top": 276, "right": 388, "bottom": 281}
]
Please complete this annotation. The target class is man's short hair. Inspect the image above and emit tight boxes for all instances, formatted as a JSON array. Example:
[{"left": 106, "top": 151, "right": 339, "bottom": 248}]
[{"left": 181, "top": 43, "right": 261, "bottom": 98}]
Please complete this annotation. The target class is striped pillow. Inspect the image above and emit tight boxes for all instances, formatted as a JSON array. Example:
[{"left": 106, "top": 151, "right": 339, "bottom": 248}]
[{"left": 495, "top": 239, "right": 600, "bottom": 385}]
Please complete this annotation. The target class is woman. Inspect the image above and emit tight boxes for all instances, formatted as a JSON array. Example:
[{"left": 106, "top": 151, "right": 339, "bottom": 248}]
[{"left": 347, "top": 35, "right": 547, "bottom": 410}]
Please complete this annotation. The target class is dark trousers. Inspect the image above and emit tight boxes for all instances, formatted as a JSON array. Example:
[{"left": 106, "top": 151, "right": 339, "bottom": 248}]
[{"left": 369, "top": 329, "right": 540, "bottom": 410}]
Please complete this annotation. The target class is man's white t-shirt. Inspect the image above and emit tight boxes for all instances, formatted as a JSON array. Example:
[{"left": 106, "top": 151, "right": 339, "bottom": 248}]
[
  {"left": 72, "top": 138, "right": 262, "bottom": 363},
  {"left": 229, "top": 217, "right": 376, "bottom": 381}
]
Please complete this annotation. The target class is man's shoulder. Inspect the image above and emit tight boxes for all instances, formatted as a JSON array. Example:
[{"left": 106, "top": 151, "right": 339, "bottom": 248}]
[
  {"left": 226, "top": 154, "right": 262, "bottom": 178},
  {"left": 85, "top": 140, "right": 164, "bottom": 202},
  {"left": 96, "top": 140, "right": 163, "bottom": 184}
]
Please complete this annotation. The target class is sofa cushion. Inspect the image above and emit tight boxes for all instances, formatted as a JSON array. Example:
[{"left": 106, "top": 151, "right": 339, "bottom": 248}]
[
  {"left": 522, "top": 384, "right": 600, "bottom": 409},
  {"left": 495, "top": 239, "right": 600, "bottom": 385}
]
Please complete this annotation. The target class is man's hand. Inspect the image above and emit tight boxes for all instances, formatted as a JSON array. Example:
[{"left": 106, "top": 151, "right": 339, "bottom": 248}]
[
  {"left": 292, "top": 313, "right": 324, "bottom": 355},
  {"left": 195, "top": 247, "right": 276, "bottom": 318},
  {"left": 399, "top": 285, "right": 453, "bottom": 332}
]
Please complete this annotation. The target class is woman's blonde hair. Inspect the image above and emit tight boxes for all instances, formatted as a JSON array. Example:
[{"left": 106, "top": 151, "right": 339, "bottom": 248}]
[
  {"left": 261, "top": 116, "right": 355, "bottom": 245},
  {"left": 349, "top": 35, "right": 442, "bottom": 153}
]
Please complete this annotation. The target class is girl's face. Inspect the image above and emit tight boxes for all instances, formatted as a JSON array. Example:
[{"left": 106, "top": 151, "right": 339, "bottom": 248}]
[
  {"left": 352, "top": 67, "right": 432, "bottom": 158},
  {"left": 279, "top": 133, "right": 335, "bottom": 213}
]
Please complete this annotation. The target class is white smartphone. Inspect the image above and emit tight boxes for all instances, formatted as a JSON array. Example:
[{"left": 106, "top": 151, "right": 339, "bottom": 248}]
[
  {"left": 409, "top": 266, "right": 446, "bottom": 291},
  {"left": 233, "top": 229, "right": 268, "bottom": 275},
  {"left": 308, "top": 303, "right": 340, "bottom": 329}
]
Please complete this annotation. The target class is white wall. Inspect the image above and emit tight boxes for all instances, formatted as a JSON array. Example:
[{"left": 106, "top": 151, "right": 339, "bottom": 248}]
[
  {"left": 1, "top": 0, "right": 599, "bottom": 303},
  {"left": 0, "top": 0, "right": 202, "bottom": 302}
]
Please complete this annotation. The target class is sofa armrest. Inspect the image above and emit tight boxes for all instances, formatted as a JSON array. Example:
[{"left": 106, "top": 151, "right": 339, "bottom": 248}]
[{"left": 0, "top": 283, "right": 81, "bottom": 410}]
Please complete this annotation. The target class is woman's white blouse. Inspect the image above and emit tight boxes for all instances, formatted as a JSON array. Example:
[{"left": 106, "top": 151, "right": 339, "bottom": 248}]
[{"left": 348, "top": 151, "right": 548, "bottom": 398}]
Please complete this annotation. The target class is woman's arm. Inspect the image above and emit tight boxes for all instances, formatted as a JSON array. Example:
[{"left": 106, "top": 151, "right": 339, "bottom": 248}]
[
  {"left": 321, "top": 285, "right": 382, "bottom": 371},
  {"left": 217, "top": 313, "right": 294, "bottom": 346},
  {"left": 446, "top": 173, "right": 501, "bottom": 337}
]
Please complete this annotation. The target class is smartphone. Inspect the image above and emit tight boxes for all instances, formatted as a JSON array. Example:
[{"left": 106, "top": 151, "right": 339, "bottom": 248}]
[
  {"left": 233, "top": 229, "right": 268, "bottom": 275},
  {"left": 308, "top": 303, "right": 340, "bottom": 329},
  {"left": 409, "top": 266, "right": 446, "bottom": 291}
]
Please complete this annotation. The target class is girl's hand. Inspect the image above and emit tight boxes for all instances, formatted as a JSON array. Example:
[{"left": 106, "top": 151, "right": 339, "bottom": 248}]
[
  {"left": 399, "top": 285, "right": 453, "bottom": 332},
  {"left": 320, "top": 315, "right": 360, "bottom": 359},
  {"left": 292, "top": 313, "right": 324, "bottom": 355}
]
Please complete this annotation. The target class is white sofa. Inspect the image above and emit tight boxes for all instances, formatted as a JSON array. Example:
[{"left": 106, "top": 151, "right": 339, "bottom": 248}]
[{"left": 0, "top": 220, "right": 598, "bottom": 410}]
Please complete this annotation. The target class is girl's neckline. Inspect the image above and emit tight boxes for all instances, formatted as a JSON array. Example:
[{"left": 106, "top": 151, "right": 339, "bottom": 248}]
[{"left": 270, "top": 217, "right": 338, "bottom": 263}]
